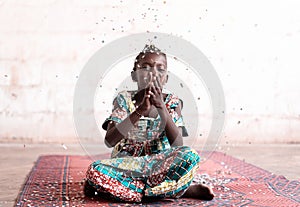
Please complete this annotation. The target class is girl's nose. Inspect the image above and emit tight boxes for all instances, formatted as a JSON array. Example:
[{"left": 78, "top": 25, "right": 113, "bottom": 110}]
[{"left": 150, "top": 67, "right": 158, "bottom": 76}]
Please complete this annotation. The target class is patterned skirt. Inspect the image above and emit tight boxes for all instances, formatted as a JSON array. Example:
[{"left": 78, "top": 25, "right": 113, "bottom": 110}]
[{"left": 86, "top": 146, "right": 200, "bottom": 202}]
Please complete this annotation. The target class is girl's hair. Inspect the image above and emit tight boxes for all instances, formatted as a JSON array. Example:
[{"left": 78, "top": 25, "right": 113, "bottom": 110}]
[{"left": 133, "top": 44, "right": 166, "bottom": 70}]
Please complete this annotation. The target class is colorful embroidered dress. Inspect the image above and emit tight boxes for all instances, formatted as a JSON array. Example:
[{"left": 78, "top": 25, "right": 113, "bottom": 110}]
[{"left": 86, "top": 91, "right": 200, "bottom": 202}]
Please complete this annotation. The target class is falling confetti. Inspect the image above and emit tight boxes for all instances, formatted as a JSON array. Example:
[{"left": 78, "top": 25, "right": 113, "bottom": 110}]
[{"left": 62, "top": 144, "right": 67, "bottom": 150}]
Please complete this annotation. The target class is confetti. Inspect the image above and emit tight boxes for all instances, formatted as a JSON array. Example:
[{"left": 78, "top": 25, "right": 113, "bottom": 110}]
[{"left": 62, "top": 144, "right": 68, "bottom": 150}]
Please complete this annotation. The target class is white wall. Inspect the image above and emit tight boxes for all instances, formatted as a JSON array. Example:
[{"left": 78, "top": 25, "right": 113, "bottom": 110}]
[{"left": 0, "top": 0, "right": 300, "bottom": 144}]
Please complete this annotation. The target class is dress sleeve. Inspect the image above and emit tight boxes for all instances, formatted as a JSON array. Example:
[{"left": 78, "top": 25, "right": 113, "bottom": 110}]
[
  {"left": 102, "top": 91, "right": 131, "bottom": 130},
  {"left": 165, "top": 94, "right": 189, "bottom": 137}
]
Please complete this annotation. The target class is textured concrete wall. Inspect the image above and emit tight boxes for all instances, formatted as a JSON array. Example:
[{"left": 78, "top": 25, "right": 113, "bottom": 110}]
[{"left": 0, "top": 0, "right": 300, "bottom": 144}]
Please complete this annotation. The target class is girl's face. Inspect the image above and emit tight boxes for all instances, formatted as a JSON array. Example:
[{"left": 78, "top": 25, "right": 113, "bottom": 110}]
[{"left": 134, "top": 53, "right": 168, "bottom": 90}]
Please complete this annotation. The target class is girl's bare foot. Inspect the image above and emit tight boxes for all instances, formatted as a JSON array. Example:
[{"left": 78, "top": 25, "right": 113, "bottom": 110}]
[{"left": 183, "top": 184, "right": 214, "bottom": 200}]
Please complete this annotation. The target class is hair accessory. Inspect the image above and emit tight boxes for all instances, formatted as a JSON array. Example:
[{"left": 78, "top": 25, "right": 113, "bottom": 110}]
[{"left": 141, "top": 44, "right": 162, "bottom": 54}]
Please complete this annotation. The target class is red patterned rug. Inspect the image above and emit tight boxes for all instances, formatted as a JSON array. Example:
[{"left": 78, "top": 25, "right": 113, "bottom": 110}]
[{"left": 16, "top": 151, "right": 300, "bottom": 206}]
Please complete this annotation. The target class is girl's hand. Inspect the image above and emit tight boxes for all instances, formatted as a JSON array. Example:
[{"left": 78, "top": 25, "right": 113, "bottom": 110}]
[
  {"left": 149, "top": 76, "right": 165, "bottom": 109},
  {"left": 136, "top": 74, "right": 153, "bottom": 116}
]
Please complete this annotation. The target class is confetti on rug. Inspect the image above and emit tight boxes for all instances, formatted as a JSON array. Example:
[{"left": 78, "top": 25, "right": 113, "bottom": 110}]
[{"left": 16, "top": 151, "right": 300, "bottom": 206}]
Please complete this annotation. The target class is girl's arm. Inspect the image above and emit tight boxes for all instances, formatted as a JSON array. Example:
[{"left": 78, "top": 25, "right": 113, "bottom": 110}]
[
  {"left": 105, "top": 101, "right": 183, "bottom": 148},
  {"left": 157, "top": 101, "right": 183, "bottom": 146},
  {"left": 104, "top": 89, "right": 152, "bottom": 148},
  {"left": 104, "top": 110, "right": 142, "bottom": 148},
  {"left": 149, "top": 81, "right": 183, "bottom": 146}
]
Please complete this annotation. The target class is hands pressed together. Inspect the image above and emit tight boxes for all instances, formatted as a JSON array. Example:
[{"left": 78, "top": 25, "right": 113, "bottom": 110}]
[{"left": 136, "top": 72, "right": 165, "bottom": 116}]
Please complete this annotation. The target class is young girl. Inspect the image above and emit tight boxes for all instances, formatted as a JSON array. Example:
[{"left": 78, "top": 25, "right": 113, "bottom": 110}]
[{"left": 85, "top": 44, "right": 214, "bottom": 202}]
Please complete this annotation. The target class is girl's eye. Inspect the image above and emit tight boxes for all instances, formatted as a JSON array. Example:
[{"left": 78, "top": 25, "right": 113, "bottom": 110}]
[
  {"left": 158, "top": 67, "right": 166, "bottom": 73},
  {"left": 142, "top": 65, "right": 151, "bottom": 70}
]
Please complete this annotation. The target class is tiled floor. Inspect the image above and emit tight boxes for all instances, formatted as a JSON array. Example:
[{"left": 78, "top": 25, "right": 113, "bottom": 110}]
[{"left": 0, "top": 143, "right": 299, "bottom": 207}]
